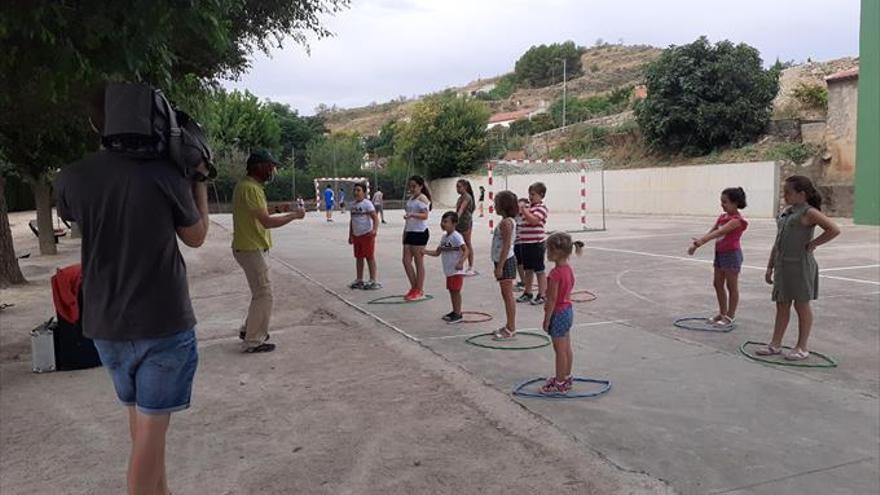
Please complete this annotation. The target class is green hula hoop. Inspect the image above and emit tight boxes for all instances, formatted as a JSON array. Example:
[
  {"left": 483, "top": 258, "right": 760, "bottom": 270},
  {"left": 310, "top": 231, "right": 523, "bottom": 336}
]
[
  {"left": 367, "top": 294, "right": 434, "bottom": 305},
  {"left": 465, "top": 331, "right": 551, "bottom": 350},
  {"left": 739, "top": 341, "right": 838, "bottom": 368}
]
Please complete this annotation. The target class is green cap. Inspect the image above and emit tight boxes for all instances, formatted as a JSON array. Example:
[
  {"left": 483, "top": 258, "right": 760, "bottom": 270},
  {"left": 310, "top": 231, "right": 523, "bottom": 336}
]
[{"left": 247, "top": 149, "right": 280, "bottom": 167}]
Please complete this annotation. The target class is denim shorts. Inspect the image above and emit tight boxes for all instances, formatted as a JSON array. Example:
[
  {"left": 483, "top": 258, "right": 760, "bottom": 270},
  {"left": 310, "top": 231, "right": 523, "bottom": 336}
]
[
  {"left": 93, "top": 329, "right": 198, "bottom": 415},
  {"left": 714, "top": 249, "right": 744, "bottom": 273},
  {"left": 548, "top": 305, "right": 574, "bottom": 338}
]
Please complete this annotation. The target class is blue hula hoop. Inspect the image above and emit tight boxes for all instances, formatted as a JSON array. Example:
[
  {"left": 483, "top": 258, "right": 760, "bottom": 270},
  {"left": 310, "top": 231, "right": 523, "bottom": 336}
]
[{"left": 512, "top": 377, "right": 612, "bottom": 399}]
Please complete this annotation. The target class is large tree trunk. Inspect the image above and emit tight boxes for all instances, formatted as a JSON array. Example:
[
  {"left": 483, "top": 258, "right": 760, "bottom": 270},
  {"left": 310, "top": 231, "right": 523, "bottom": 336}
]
[
  {"left": 0, "top": 176, "right": 27, "bottom": 288},
  {"left": 33, "top": 176, "right": 57, "bottom": 256}
]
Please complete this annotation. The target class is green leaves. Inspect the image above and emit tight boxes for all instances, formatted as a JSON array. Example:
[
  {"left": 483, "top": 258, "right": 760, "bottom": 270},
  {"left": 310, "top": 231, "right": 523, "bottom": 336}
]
[
  {"left": 514, "top": 41, "right": 583, "bottom": 88},
  {"left": 0, "top": 0, "right": 348, "bottom": 179},
  {"left": 394, "top": 94, "right": 490, "bottom": 179},
  {"left": 635, "top": 36, "right": 779, "bottom": 155}
]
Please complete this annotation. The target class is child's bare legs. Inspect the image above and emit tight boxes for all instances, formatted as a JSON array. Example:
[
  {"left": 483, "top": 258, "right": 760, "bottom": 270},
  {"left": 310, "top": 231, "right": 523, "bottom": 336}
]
[
  {"left": 355, "top": 258, "right": 365, "bottom": 281},
  {"left": 712, "top": 268, "right": 728, "bottom": 318},
  {"left": 366, "top": 257, "right": 377, "bottom": 281},
  {"left": 402, "top": 246, "right": 417, "bottom": 290},
  {"left": 499, "top": 279, "right": 516, "bottom": 331},
  {"left": 413, "top": 247, "right": 426, "bottom": 291},
  {"left": 793, "top": 301, "right": 813, "bottom": 351},
  {"left": 516, "top": 264, "right": 525, "bottom": 285},
  {"left": 463, "top": 229, "right": 474, "bottom": 270},
  {"left": 522, "top": 269, "right": 534, "bottom": 295},
  {"left": 536, "top": 271, "right": 547, "bottom": 298},
  {"left": 769, "top": 301, "right": 792, "bottom": 347},
  {"left": 127, "top": 407, "right": 171, "bottom": 495},
  {"left": 725, "top": 271, "right": 740, "bottom": 319},
  {"left": 450, "top": 289, "right": 462, "bottom": 314},
  {"left": 551, "top": 336, "right": 573, "bottom": 381}
]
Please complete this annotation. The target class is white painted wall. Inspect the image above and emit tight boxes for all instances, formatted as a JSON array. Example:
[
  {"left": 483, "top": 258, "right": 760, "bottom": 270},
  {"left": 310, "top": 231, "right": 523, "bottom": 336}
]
[{"left": 430, "top": 161, "right": 779, "bottom": 218}]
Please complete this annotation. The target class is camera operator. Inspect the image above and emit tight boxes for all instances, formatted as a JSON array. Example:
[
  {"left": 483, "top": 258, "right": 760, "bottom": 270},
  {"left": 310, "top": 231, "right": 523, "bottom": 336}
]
[{"left": 55, "top": 83, "right": 210, "bottom": 495}]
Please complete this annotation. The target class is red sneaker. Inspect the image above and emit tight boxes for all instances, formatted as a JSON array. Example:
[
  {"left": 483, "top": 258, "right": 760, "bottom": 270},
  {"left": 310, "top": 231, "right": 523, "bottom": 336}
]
[
  {"left": 406, "top": 289, "right": 424, "bottom": 301},
  {"left": 403, "top": 288, "right": 417, "bottom": 301}
]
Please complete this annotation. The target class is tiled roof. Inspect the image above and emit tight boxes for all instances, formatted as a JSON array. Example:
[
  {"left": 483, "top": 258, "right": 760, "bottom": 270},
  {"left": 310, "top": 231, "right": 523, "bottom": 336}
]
[{"left": 825, "top": 67, "right": 859, "bottom": 83}]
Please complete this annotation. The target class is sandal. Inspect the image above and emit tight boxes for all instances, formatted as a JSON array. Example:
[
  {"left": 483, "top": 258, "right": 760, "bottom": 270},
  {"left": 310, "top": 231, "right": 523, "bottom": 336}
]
[
  {"left": 491, "top": 326, "right": 516, "bottom": 340},
  {"left": 714, "top": 315, "right": 735, "bottom": 327},
  {"left": 785, "top": 348, "right": 810, "bottom": 361},
  {"left": 755, "top": 344, "right": 782, "bottom": 356}
]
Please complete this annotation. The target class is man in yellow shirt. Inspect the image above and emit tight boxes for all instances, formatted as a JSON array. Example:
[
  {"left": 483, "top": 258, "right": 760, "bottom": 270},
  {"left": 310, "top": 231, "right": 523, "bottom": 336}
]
[{"left": 233, "top": 150, "right": 304, "bottom": 353}]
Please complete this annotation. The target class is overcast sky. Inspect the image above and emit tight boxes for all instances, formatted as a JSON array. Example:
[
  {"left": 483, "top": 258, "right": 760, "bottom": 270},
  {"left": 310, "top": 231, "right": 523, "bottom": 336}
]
[{"left": 223, "top": 0, "right": 861, "bottom": 115}]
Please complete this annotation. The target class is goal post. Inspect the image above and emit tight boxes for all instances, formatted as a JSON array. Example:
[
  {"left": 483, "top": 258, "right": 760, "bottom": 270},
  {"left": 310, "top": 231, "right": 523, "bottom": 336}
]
[
  {"left": 313, "top": 177, "right": 370, "bottom": 212},
  {"left": 486, "top": 159, "right": 606, "bottom": 234}
]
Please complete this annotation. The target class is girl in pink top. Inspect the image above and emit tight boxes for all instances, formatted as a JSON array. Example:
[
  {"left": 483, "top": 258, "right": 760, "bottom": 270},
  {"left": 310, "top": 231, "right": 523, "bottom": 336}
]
[
  {"left": 540, "top": 232, "right": 584, "bottom": 395},
  {"left": 688, "top": 187, "right": 749, "bottom": 327}
]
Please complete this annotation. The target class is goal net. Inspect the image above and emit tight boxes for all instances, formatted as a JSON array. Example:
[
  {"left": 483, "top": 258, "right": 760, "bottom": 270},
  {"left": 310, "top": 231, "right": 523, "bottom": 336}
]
[
  {"left": 313, "top": 177, "right": 370, "bottom": 211},
  {"left": 486, "top": 159, "right": 606, "bottom": 234}
]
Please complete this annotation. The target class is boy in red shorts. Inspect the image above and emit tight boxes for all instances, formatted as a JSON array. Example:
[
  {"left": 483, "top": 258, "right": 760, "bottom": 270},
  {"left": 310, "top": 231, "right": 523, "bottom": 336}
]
[
  {"left": 349, "top": 182, "right": 381, "bottom": 290},
  {"left": 426, "top": 212, "right": 469, "bottom": 323}
]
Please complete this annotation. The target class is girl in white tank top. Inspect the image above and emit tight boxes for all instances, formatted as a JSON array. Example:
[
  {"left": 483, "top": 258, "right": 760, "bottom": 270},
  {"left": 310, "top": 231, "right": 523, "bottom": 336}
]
[{"left": 402, "top": 176, "right": 432, "bottom": 301}]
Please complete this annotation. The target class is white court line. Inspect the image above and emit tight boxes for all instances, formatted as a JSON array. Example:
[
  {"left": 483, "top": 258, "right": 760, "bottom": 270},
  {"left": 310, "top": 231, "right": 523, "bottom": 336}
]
[
  {"left": 581, "top": 229, "right": 779, "bottom": 243},
  {"left": 819, "top": 264, "right": 880, "bottom": 272},
  {"left": 586, "top": 245, "right": 880, "bottom": 286},
  {"left": 424, "top": 319, "right": 630, "bottom": 341}
]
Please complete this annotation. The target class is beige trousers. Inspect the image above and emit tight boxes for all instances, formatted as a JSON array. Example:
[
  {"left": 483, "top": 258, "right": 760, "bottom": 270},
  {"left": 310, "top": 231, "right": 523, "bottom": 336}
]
[{"left": 233, "top": 249, "right": 273, "bottom": 349}]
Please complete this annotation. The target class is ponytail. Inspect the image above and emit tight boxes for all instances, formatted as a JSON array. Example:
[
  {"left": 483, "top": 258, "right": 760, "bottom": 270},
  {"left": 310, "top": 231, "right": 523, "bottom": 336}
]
[{"left": 784, "top": 175, "right": 822, "bottom": 210}]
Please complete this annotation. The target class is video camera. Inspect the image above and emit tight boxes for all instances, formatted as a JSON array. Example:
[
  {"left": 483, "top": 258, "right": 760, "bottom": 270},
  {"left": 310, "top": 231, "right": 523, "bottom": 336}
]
[{"left": 101, "top": 82, "right": 217, "bottom": 182}]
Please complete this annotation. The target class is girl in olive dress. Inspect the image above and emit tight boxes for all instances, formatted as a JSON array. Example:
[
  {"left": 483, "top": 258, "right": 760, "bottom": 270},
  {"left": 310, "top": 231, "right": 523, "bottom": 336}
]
[{"left": 758, "top": 176, "right": 840, "bottom": 361}]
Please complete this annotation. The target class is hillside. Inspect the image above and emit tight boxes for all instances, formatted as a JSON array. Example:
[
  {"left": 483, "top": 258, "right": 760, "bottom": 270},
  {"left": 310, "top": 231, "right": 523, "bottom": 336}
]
[{"left": 323, "top": 44, "right": 662, "bottom": 135}]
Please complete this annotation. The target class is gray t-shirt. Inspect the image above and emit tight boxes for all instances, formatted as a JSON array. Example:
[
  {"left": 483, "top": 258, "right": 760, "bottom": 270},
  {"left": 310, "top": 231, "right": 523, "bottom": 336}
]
[{"left": 56, "top": 151, "right": 200, "bottom": 341}]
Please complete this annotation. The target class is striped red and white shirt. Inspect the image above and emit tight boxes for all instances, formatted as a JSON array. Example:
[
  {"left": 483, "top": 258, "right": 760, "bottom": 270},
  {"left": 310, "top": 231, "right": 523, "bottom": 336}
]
[{"left": 519, "top": 202, "right": 548, "bottom": 243}]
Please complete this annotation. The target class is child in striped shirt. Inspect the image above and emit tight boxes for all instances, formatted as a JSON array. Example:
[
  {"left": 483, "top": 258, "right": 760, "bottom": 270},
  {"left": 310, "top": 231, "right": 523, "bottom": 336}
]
[{"left": 517, "top": 182, "right": 549, "bottom": 306}]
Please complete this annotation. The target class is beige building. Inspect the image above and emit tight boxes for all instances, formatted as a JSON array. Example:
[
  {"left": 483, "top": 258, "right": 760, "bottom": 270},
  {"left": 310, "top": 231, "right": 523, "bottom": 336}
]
[{"left": 824, "top": 67, "right": 859, "bottom": 183}]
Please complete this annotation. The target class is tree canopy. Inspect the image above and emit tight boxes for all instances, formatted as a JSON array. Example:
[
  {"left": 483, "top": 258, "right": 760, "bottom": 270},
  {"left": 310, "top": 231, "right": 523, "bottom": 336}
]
[
  {"left": 635, "top": 36, "right": 780, "bottom": 155},
  {"left": 513, "top": 41, "right": 583, "bottom": 88},
  {"left": 394, "top": 93, "right": 490, "bottom": 179}
]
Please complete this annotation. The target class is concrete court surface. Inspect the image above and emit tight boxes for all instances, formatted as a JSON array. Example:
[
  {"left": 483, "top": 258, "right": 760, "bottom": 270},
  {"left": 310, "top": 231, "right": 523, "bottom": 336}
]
[
  {"left": 212, "top": 207, "right": 880, "bottom": 495},
  {"left": 0, "top": 210, "right": 672, "bottom": 495}
]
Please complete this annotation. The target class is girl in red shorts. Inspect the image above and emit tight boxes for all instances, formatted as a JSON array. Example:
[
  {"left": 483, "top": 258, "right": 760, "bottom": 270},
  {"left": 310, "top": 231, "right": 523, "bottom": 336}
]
[{"left": 349, "top": 182, "right": 381, "bottom": 290}]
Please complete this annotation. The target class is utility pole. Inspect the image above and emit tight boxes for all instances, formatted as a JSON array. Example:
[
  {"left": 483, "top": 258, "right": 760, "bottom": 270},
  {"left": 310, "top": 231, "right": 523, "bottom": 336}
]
[{"left": 562, "top": 58, "right": 567, "bottom": 129}]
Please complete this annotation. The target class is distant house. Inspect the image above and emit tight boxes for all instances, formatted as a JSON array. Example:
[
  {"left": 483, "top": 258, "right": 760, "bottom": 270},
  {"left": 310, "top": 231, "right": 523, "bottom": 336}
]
[
  {"left": 824, "top": 67, "right": 859, "bottom": 183},
  {"left": 471, "top": 83, "right": 497, "bottom": 96},
  {"left": 487, "top": 109, "right": 540, "bottom": 130}
]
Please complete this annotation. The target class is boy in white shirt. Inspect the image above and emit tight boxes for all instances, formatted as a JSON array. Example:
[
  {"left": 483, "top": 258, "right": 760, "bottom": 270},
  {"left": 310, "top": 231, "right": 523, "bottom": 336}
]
[
  {"left": 426, "top": 212, "right": 469, "bottom": 323},
  {"left": 348, "top": 182, "right": 381, "bottom": 289}
]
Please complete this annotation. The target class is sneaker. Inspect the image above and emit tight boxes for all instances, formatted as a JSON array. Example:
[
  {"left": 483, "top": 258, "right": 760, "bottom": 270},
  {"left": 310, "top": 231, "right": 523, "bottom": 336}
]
[
  {"left": 363, "top": 280, "right": 382, "bottom": 290},
  {"left": 513, "top": 281, "right": 525, "bottom": 292},
  {"left": 243, "top": 342, "right": 276, "bottom": 354},
  {"left": 405, "top": 289, "right": 424, "bottom": 301},
  {"left": 530, "top": 295, "right": 546, "bottom": 306},
  {"left": 540, "top": 377, "right": 566, "bottom": 395},
  {"left": 349, "top": 280, "right": 365, "bottom": 289},
  {"left": 441, "top": 312, "right": 455, "bottom": 322},
  {"left": 561, "top": 375, "right": 574, "bottom": 392},
  {"left": 446, "top": 313, "right": 463, "bottom": 324},
  {"left": 517, "top": 293, "right": 534, "bottom": 303}
]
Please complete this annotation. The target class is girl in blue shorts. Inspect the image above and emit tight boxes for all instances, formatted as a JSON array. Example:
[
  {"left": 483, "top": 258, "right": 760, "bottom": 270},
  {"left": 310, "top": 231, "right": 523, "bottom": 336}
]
[{"left": 688, "top": 187, "right": 749, "bottom": 327}]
